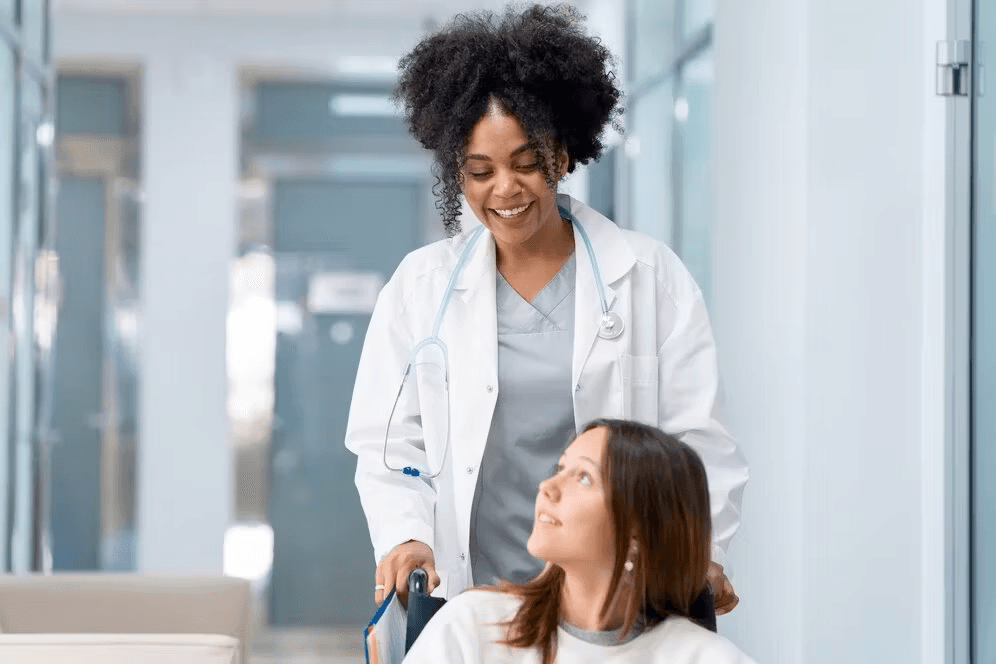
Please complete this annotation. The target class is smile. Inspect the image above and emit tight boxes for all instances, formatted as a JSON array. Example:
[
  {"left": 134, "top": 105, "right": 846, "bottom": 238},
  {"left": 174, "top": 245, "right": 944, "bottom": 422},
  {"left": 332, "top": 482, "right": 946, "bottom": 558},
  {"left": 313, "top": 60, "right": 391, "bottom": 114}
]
[
  {"left": 491, "top": 202, "right": 532, "bottom": 218},
  {"left": 536, "top": 512, "right": 561, "bottom": 526}
]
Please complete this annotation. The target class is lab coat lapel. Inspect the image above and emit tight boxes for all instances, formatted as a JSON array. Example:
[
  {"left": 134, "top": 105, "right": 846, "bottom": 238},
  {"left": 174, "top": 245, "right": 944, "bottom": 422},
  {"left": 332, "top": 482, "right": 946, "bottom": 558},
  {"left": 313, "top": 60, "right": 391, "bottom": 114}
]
[
  {"left": 561, "top": 194, "right": 635, "bottom": 390},
  {"left": 572, "top": 231, "right": 612, "bottom": 389},
  {"left": 449, "top": 227, "right": 498, "bottom": 468}
]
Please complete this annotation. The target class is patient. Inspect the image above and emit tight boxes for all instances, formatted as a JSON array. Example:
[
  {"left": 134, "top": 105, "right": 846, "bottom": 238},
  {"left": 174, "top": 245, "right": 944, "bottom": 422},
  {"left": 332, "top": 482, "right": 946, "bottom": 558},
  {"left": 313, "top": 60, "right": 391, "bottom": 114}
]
[{"left": 403, "top": 418, "right": 756, "bottom": 663}]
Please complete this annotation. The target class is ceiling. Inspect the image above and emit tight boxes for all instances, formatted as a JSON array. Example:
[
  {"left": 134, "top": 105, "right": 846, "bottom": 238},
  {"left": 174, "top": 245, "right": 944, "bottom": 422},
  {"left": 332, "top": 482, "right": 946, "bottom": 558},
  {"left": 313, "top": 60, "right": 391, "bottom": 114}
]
[{"left": 51, "top": 0, "right": 583, "bottom": 18}]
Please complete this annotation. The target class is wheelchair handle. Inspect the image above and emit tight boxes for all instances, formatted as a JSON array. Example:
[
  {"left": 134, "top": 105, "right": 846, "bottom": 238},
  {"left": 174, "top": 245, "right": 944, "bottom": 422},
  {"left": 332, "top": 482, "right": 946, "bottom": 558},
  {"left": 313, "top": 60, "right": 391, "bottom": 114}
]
[{"left": 409, "top": 568, "right": 429, "bottom": 595}]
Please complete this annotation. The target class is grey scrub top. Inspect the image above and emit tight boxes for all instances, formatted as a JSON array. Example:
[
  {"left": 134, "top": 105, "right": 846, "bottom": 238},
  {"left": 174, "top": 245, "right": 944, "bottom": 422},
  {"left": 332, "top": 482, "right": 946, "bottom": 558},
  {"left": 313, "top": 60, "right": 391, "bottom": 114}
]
[{"left": 470, "top": 252, "right": 577, "bottom": 586}]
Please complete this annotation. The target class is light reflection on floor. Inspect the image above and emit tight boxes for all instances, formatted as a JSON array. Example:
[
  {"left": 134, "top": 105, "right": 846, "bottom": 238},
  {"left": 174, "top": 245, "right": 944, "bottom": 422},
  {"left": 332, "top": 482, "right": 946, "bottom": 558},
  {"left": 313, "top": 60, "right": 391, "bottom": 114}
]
[{"left": 251, "top": 627, "right": 366, "bottom": 664}]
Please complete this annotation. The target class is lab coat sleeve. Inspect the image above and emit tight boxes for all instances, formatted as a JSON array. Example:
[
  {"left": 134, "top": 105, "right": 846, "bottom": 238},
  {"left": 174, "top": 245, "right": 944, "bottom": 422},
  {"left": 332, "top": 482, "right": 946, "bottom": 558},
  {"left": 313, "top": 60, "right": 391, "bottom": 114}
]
[
  {"left": 345, "top": 269, "right": 436, "bottom": 563},
  {"left": 658, "top": 278, "right": 748, "bottom": 569}
]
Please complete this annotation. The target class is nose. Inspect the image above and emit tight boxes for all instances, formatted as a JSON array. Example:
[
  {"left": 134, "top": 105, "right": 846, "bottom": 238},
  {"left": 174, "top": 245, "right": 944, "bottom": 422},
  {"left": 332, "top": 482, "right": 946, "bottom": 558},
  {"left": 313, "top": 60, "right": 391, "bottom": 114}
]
[
  {"left": 538, "top": 474, "right": 561, "bottom": 502},
  {"left": 493, "top": 167, "right": 522, "bottom": 199}
]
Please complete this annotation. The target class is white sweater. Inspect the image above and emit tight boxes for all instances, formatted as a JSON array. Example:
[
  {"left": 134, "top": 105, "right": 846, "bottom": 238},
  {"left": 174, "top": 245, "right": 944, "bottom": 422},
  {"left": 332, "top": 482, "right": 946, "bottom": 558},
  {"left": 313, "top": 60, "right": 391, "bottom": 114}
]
[{"left": 403, "top": 590, "right": 758, "bottom": 664}]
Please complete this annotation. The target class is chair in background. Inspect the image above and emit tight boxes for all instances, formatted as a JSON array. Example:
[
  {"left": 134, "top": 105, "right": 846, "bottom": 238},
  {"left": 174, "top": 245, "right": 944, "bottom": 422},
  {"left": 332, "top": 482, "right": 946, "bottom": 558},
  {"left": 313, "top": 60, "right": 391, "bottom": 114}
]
[
  {"left": 0, "top": 633, "right": 239, "bottom": 664},
  {"left": 0, "top": 574, "right": 251, "bottom": 663}
]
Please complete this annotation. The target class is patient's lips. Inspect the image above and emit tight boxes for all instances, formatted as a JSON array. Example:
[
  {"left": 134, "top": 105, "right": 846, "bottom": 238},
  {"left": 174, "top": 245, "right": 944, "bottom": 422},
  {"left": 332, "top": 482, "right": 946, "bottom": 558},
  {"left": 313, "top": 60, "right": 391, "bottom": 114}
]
[{"left": 536, "top": 511, "right": 561, "bottom": 526}]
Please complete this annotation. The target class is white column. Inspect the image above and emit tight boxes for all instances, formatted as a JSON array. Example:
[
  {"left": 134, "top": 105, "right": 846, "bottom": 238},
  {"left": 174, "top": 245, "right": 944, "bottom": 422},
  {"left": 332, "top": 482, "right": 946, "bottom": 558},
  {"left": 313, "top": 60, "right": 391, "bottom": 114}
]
[
  {"left": 713, "top": 0, "right": 950, "bottom": 662},
  {"left": 137, "top": 48, "right": 235, "bottom": 573},
  {"left": 712, "top": 0, "right": 808, "bottom": 660}
]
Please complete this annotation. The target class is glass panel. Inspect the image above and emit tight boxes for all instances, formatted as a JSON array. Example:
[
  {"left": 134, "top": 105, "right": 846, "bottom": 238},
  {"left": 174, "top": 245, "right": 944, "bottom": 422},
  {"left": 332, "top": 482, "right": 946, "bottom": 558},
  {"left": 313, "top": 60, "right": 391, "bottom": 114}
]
[
  {"left": 0, "top": 44, "right": 14, "bottom": 571},
  {"left": 627, "top": 82, "right": 673, "bottom": 243},
  {"left": 630, "top": 0, "right": 677, "bottom": 84},
  {"left": 56, "top": 76, "right": 128, "bottom": 136},
  {"left": 0, "top": 0, "right": 13, "bottom": 26},
  {"left": 9, "top": 73, "right": 41, "bottom": 571},
  {"left": 676, "top": 48, "right": 714, "bottom": 306},
  {"left": 22, "top": 0, "right": 47, "bottom": 61},
  {"left": 683, "top": 0, "right": 714, "bottom": 38},
  {"left": 587, "top": 147, "right": 617, "bottom": 221},
  {"left": 51, "top": 73, "right": 141, "bottom": 572},
  {"left": 972, "top": 0, "right": 996, "bottom": 657}
]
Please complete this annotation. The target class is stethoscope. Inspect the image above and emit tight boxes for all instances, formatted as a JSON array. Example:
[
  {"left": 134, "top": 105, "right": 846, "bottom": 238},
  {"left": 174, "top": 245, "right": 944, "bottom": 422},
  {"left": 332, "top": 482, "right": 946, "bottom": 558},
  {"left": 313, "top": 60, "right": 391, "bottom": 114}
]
[{"left": 382, "top": 205, "right": 624, "bottom": 479}]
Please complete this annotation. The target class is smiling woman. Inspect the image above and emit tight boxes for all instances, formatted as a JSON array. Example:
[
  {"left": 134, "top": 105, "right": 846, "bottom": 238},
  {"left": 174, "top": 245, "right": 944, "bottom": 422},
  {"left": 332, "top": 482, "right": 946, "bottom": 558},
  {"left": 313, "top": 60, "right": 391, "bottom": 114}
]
[
  {"left": 402, "top": 420, "right": 755, "bottom": 664},
  {"left": 344, "top": 2, "right": 747, "bottom": 621}
]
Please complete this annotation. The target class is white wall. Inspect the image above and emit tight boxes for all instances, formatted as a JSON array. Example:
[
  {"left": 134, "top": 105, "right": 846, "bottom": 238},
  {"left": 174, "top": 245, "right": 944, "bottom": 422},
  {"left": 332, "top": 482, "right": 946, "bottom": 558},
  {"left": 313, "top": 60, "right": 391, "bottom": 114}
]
[
  {"left": 713, "top": 0, "right": 960, "bottom": 663},
  {"left": 52, "top": 12, "right": 428, "bottom": 573}
]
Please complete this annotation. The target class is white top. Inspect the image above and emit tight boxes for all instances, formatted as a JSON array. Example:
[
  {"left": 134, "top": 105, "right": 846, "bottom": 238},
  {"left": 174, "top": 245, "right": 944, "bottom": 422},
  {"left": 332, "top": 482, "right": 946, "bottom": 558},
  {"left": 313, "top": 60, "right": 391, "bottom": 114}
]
[
  {"left": 346, "top": 194, "right": 749, "bottom": 598},
  {"left": 402, "top": 590, "right": 757, "bottom": 664}
]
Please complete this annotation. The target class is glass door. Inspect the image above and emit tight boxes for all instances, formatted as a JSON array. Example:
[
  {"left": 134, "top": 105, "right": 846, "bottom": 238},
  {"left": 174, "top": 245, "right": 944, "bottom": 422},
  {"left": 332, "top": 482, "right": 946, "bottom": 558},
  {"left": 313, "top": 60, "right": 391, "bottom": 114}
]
[{"left": 972, "top": 0, "right": 995, "bottom": 658}]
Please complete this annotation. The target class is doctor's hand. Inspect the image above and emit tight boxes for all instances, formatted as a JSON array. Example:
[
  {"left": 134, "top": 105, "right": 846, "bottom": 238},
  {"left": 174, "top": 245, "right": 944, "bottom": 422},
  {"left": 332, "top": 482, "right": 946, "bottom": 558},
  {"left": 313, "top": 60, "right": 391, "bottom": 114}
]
[
  {"left": 375, "top": 539, "right": 440, "bottom": 609},
  {"left": 707, "top": 562, "right": 739, "bottom": 615}
]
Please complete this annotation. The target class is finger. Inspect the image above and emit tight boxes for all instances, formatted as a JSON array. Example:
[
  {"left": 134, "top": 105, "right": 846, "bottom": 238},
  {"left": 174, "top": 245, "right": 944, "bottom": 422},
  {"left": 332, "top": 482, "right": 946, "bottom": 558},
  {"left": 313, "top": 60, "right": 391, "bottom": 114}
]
[
  {"left": 715, "top": 593, "right": 740, "bottom": 615},
  {"left": 395, "top": 564, "right": 415, "bottom": 609},
  {"left": 424, "top": 561, "right": 441, "bottom": 593},
  {"left": 715, "top": 579, "right": 739, "bottom": 615},
  {"left": 375, "top": 559, "right": 397, "bottom": 605}
]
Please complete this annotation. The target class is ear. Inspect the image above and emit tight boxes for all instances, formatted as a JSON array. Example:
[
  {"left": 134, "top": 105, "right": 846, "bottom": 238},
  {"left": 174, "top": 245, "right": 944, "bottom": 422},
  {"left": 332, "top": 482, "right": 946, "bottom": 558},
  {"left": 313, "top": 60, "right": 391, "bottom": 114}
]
[{"left": 556, "top": 146, "right": 570, "bottom": 178}]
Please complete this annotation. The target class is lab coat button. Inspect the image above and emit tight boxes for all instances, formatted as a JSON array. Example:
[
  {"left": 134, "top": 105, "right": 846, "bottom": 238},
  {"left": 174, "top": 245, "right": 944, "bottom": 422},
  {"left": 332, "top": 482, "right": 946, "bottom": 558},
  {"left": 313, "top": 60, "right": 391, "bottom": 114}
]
[
  {"left": 486, "top": 385, "right": 494, "bottom": 393},
  {"left": 466, "top": 466, "right": 474, "bottom": 474},
  {"left": 460, "top": 553, "right": 466, "bottom": 561}
]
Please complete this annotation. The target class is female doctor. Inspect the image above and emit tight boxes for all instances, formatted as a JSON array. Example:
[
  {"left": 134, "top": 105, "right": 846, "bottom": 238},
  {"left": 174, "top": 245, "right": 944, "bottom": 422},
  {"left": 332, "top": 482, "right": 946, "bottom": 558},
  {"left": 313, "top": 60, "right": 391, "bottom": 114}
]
[{"left": 344, "top": 4, "right": 748, "bottom": 614}]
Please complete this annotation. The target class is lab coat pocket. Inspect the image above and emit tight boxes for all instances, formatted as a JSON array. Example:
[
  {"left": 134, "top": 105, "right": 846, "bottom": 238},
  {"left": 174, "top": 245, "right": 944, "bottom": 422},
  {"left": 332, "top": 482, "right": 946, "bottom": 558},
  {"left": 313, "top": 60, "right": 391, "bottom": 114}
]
[
  {"left": 620, "top": 354, "right": 659, "bottom": 425},
  {"left": 413, "top": 343, "right": 449, "bottom": 474}
]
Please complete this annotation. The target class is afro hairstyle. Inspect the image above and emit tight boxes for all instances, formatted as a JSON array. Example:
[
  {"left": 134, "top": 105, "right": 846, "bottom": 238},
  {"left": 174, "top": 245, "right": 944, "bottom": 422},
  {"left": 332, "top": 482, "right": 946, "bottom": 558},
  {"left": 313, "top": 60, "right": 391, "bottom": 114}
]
[{"left": 394, "top": 3, "right": 622, "bottom": 235}]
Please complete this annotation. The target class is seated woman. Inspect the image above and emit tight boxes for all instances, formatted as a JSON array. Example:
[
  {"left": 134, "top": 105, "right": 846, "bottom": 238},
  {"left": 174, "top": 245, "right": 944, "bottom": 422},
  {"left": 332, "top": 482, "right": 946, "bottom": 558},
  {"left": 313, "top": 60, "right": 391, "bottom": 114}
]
[{"left": 403, "top": 419, "right": 755, "bottom": 663}]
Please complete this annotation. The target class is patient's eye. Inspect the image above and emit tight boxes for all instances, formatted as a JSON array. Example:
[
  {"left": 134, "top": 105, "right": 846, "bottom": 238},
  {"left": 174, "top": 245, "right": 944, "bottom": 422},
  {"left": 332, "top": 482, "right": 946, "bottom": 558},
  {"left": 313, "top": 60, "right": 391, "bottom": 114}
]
[{"left": 578, "top": 471, "right": 593, "bottom": 487}]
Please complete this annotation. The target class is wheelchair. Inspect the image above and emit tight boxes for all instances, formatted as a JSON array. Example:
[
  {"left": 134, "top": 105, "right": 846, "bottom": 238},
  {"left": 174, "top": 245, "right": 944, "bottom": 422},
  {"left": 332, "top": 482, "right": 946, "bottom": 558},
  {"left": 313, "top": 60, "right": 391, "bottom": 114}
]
[{"left": 403, "top": 568, "right": 717, "bottom": 654}]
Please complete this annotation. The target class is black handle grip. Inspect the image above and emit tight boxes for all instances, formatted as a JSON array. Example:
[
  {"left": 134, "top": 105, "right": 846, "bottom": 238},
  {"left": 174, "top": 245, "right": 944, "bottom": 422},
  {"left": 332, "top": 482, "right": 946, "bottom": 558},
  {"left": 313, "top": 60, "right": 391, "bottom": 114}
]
[{"left": 409, "top": 568, "right": 429, "bottom": 595}]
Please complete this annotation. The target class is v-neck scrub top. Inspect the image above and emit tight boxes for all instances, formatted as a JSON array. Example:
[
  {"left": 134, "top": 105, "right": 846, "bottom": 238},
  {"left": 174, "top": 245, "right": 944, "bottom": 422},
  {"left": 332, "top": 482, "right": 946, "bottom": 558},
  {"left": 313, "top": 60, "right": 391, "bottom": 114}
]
[{"left": 470, "top": 252, "right": 578, "bottom": 586}]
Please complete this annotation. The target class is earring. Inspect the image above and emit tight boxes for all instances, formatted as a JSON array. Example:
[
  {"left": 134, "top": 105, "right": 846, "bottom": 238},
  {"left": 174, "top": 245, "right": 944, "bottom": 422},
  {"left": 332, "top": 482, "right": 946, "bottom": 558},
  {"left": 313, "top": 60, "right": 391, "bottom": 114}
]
[{"left": 623, "top": 540, "right": 639, "bottom": 573}]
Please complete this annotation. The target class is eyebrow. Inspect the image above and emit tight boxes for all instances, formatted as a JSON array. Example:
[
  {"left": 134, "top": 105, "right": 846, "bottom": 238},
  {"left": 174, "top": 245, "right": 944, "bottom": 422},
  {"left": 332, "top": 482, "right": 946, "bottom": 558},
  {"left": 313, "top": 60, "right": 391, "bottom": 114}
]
[
  {"left": 465, "top": 144, "right": 533, "bottom": 162},
  {"left": 559, "top": 455, "right": 602, "bottom": 472}
]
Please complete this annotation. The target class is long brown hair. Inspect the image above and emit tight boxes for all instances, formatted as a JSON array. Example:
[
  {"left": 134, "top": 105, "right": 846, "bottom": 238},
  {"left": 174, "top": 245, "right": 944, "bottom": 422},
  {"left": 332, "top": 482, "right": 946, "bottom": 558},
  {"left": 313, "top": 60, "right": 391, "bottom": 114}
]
[{"left": 482, "top": 418, "right": 712, "bottom": 664}]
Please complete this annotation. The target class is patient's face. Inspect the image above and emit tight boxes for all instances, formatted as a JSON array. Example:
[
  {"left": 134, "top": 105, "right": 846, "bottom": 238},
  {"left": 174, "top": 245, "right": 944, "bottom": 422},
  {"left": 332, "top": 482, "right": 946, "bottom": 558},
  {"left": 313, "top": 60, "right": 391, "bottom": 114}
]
[{"left": 527, "top": 426, "right": 616, "bottom": 572}]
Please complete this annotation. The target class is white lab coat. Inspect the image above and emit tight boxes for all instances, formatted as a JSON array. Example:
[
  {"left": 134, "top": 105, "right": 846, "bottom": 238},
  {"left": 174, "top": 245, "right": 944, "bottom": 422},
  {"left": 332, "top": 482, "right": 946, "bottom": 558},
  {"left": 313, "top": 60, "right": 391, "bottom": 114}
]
[
  {"left": 345, "top": 194, "right": 748, "bottom": 599},
  {"left": 402, "top": 590, "right": 758, "bottom": 664}
]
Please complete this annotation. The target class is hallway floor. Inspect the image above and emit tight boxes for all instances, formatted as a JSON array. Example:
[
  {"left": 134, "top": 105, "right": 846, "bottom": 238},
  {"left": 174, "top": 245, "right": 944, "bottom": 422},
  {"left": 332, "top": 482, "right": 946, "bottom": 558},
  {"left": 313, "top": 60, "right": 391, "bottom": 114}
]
[{"left": 251, "top": 627, "right": 366, "bottom": 664}]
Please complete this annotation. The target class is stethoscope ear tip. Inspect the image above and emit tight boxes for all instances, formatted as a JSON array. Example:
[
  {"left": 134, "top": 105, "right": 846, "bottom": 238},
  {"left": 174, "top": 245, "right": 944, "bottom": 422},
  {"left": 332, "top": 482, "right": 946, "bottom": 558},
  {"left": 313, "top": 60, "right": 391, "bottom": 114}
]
[{"left": 402, "top": 467, "right": 421, "bottom": 477}]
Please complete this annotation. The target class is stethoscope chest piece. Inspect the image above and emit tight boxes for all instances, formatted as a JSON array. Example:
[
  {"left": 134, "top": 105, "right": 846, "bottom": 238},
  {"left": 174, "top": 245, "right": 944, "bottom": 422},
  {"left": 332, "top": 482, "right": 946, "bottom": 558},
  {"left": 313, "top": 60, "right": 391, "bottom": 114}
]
[{"left": 598, "top": 311, "right": 624, "bottom": 340}]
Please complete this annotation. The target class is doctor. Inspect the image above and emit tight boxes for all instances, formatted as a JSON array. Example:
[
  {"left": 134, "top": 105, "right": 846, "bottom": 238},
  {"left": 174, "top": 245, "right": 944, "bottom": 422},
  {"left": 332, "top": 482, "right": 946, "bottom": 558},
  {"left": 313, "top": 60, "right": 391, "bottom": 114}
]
[{"left": 345, "top": 4, "right": 748, "bottom": 614}]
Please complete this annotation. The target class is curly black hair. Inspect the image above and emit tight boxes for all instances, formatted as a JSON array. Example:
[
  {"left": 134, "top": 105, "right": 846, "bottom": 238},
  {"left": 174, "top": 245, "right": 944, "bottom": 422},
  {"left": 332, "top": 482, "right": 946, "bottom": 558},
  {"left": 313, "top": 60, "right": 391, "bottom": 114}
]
[{"left": 395, "top": 3, "right": 622, "bottom": 235}]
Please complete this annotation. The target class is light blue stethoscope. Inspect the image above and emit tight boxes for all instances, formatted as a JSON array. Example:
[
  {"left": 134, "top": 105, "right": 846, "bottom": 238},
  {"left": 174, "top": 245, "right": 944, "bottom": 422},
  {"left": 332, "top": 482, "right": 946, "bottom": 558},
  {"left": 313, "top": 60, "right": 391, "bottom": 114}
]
[{"left": 382, "top": 206, "right": 624, "bottom": 479}]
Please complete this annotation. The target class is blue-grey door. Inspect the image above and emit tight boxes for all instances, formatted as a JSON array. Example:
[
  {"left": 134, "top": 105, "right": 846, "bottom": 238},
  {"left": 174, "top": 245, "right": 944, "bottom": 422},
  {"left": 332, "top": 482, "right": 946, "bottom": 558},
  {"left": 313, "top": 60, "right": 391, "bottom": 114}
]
[
  {"left": 268, "top": 178, "right": 421, "bottom": 626},
  {"left": 972, "top": 0, "right": 995, "bottom": 657},
  {"left": 50, "top": 176, "right": 106, "bottom": 570}
]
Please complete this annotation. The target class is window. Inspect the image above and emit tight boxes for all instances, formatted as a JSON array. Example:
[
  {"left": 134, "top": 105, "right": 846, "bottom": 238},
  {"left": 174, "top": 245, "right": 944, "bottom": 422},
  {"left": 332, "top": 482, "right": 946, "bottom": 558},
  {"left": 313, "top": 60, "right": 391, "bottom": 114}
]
[
  {"left": 0, "top": 1, "right": 53, "bottom": 573},
  {"left": 624, "top": 0, "right": 714, "bottom": 306}
]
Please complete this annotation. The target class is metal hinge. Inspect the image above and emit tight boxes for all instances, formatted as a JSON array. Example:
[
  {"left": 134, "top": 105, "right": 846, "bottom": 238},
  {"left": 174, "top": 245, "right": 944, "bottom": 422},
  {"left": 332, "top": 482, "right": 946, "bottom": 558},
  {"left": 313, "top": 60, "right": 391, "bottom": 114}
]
[{"left": 936, "top": 40, "right": 971, "bottom": 96}]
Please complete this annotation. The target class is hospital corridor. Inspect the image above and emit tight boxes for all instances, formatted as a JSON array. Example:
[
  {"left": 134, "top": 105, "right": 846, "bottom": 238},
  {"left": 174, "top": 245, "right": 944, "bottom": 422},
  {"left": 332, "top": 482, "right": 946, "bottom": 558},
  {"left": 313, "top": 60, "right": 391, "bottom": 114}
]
[{"left": 0, "top": 0, "right": 991, "bottom": 662}]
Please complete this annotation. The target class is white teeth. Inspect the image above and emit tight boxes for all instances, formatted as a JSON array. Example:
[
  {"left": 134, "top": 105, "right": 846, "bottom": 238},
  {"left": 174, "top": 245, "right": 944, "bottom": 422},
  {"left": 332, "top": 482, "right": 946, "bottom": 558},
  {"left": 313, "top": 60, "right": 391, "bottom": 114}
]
[
  {"left": 538, "top": 513, "right": 559, "bottom": 525},
  {"left": 493, "top": 203, "right": 530, "bottom": 217}
]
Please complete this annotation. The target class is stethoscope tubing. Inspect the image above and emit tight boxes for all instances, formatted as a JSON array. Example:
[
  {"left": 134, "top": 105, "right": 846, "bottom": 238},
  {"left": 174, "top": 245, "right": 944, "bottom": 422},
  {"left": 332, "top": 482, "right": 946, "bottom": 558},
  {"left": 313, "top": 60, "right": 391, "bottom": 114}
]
[{"left": 381, "top": 206, "right": 621, "bottom": 479}]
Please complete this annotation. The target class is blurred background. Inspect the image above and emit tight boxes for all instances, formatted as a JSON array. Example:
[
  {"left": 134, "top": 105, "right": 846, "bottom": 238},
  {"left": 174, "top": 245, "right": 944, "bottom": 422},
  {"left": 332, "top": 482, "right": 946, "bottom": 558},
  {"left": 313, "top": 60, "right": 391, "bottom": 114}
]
[{"left": 0, "top": 0, "right": 991, "bottom": 662}]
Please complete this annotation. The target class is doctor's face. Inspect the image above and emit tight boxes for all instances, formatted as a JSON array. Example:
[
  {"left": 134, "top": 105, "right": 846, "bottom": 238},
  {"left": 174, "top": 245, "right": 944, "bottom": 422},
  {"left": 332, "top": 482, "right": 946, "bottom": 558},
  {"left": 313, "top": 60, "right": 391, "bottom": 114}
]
[
  {"left": 527, "top": 427, "right": 616, "bottom": 573},
  {"left": 461, "top": 107, "right": 567, "bottom": 253}
]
